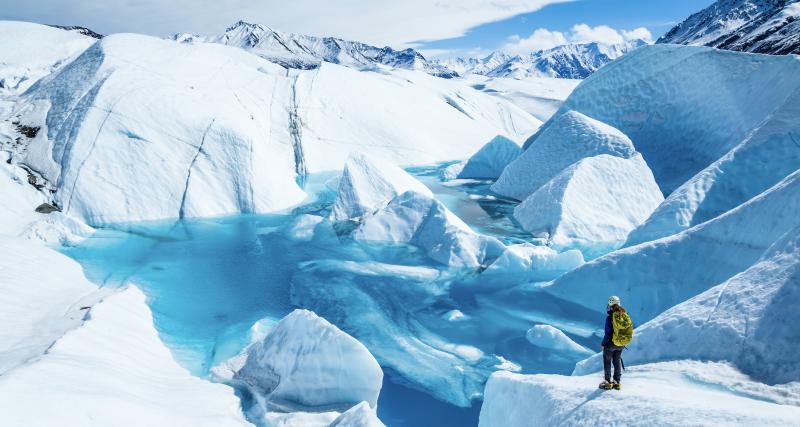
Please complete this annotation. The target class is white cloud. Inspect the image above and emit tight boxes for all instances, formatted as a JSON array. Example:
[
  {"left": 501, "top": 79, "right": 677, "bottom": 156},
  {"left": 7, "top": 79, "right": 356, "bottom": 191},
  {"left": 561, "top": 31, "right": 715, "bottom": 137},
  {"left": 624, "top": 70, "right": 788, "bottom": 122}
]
[
  {"left": 622, "top": 27, "right": 654, "bottom": 42},
  {"left": 5, "top": 0, "right": 574, "bottom": 48},
  {"left": 502, "top": 29, "right": 569, "bottom": 55},
  {"left": 501, "top": 24, "right": 653, "bottom": 55}
]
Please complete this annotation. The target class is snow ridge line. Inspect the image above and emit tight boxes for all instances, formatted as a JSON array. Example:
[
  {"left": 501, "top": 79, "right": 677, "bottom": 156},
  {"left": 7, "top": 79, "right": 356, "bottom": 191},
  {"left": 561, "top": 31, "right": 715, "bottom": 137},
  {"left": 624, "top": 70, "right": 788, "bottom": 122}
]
[
  {"left": 179, "top": 119, "right": 216, "bottom": 219},
  {"left": 289, "top": 76, "right": 307, "bottom": 187}
]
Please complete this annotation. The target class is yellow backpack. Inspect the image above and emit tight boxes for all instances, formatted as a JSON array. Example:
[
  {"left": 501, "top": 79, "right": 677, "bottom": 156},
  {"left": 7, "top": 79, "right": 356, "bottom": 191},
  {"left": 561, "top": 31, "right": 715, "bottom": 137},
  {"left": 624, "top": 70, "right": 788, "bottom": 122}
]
[{"left": 611, "top": 311, "right": 634, "bottom": 347}]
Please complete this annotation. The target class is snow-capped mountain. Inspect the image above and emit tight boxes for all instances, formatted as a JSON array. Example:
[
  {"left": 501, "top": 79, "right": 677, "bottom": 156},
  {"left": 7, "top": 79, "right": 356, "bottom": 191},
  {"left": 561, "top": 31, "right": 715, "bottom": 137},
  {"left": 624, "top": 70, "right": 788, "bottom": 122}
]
[
  {"left": 173, "top": 20, "right": 458, "bottom": 78},
  {"left": 439, "top": 51, "right": 512, "bottom": 76},
  {"left": 658, "top": 0, "right": 800, "bottom": 54},
  {"left": 439, "top": 40, "right": 646, "bottom": 80},
  {"left": 48, "top": 25, "right": 103, "bottom": 39}
]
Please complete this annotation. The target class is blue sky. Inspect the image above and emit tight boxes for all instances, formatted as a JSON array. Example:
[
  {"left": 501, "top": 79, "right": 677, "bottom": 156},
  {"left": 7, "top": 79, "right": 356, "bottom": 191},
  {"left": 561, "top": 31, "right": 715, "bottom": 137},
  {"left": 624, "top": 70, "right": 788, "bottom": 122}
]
[
  {"left": 417, "top": 0, "right": 715, "bottom": 58},
  {"left": 2, "top": 0, "right": 714, "bottom": 57}
]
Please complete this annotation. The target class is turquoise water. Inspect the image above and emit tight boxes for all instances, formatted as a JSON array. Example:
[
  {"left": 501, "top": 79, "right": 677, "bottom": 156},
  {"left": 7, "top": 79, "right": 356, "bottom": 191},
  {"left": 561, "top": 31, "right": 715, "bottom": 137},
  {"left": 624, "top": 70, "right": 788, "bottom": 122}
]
[{"left": 62, "top": 166, "right": 603, "bottom": 426}]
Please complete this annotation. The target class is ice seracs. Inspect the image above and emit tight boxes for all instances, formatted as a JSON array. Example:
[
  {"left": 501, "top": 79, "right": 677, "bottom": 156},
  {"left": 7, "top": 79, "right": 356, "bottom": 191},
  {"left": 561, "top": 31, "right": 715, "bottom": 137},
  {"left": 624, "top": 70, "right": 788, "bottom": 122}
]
[
  {"left": 456, "top": 135, "right": 522, "bottom": 180},
  {"left": 354, "top": 190, "right": 505, "bottom": 268},
  {"left": 330, "top": 153, "right": 433, "bottom": 222},
  {"left": 551, "top": 44, "right": 800, "bottom": 194},
  {"left": 543, "top": 168, "right": 800, "bottom": 322},
  {"left": 492, "top": 110, "right": 637, "bottom": 201},
  {"left": 626, "top": 86, "right": 800, "bottom": 246},
  {"left": 233, "top": 309, "right": 383, "bottom": 410},
  {"left": 513, "top": 154, "right": 663, "bottom": 258}
]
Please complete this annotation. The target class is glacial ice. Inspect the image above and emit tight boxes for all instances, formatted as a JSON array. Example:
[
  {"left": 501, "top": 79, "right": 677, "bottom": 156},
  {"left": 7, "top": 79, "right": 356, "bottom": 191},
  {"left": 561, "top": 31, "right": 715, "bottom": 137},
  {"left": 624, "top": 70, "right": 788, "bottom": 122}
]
[
  {"left": 482, "top": 244, "right": 584, "bottom": 282},
  {"left": 544, "top": 168, "right": 800, "bottom": 322},
  {"left": 492, "top": 110, "right": 636, "bottom": 201},
  {"left": 457, "top": 135, "right": 522, "bottom": 180},
  {"left": 330, "top": 152, "right": 433, "bottom": 222},
  {"left": 550, "top": 44, "right": 800, "bottom": 193},
  {"left": 0, "top": 287, "right": 250, "bottom": 426},
  {"left": 513, "top": 154, "right": 663, "bottom": 258},
  {"left": 525, "top": 325, "right": 593, "bottom": 356},
  {"left": 0, "top": 21, "right": 94, "bottom": 93},
  {"left": 12, "top": 24, "right": 537, "bottom": 225},
  {"left": 0, "top": 236, "right": 97, "bottom": 374},
  {"left": 575, "top": 225, "right": 800, "bottom": 385},
  {"left": 234, "top": 309, "right": 383, "bottom": 409},
  {"left": 480, "top": 361, "right": 800, "bottom": 427},
  {"left": 354, "top": 190, "right": 505, "bottom": 268},
  {"left": 626, "top": 87, "right": 800, "bottom": 245},
  {"left": 330, "top": 401, "right": 386, "bottom": 427}
]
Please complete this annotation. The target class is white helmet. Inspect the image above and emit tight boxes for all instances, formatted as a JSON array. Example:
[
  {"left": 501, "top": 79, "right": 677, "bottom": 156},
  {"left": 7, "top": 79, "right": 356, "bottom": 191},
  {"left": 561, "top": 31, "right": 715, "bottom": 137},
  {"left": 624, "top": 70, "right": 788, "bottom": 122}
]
[{"left": 608, "top": 295, "right": 620, "bottom": 307}]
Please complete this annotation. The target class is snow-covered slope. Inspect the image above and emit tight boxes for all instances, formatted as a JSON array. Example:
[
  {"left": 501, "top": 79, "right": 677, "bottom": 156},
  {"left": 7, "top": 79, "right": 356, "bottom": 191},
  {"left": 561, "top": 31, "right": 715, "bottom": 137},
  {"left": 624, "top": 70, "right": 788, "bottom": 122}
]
[
  {"left": 8, "top": 25, "right": 536, "bottom": 224},
  {"left": 576, "top": 224, "right": 800, "bottom": 385},
  {"left": 0, "top": 21, "right": 94, "bottom": 94},
  {"left": 480, "top": 361, "right": 800, "bottom": 427},
  {"left": 543, "top": 168, "right": 800, "bottom": 322},
  {"left": 658, "top": 0, "right": 800, "bottom": 55},
  {"left": 0, "top": 287, "right": 250, "bottom": 426},
  {"left": 175, "top": 21, "right": 457, "bottom": 78},
  {"left": 465, "top": 75, "right": 580, "bottom": 123},
  {"left": 549, "top": 44, "right": 800, "bottom": 194}
]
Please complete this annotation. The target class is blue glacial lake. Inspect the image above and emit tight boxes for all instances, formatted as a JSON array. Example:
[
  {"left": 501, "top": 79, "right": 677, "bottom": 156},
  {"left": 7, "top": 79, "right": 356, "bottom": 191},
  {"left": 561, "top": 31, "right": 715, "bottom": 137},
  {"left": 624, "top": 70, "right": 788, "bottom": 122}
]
[{"left": 62, "top": 165, "right": 603, "bottom": 426}]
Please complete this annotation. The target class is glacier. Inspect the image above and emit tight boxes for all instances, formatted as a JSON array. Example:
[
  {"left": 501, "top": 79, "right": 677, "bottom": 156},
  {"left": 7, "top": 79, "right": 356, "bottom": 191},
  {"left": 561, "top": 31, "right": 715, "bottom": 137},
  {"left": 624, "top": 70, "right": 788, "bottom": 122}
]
[
  {"left": 492, "top": 110, "right": 638, "bottom": 202},
  {"left": 1, "top": 14, "right": 799, "bottom": 427},
  {"left": 548, "top": 44, "right": 800, "bottom": 194}
]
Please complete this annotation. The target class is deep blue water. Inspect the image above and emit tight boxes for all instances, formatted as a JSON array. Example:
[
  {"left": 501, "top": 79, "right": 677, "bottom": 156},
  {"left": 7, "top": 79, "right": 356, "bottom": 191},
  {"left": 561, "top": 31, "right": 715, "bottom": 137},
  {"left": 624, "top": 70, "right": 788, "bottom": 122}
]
[{"left": 61, "top": 166, "right": 602, "bottom": 426}]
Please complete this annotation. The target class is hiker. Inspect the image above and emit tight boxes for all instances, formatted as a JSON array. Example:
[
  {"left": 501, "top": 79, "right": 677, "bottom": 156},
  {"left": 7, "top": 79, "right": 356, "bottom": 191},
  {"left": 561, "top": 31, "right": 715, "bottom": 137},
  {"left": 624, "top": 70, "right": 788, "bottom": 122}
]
[{"left": 599, "top": 295, "right": 633, "bottom": 390}]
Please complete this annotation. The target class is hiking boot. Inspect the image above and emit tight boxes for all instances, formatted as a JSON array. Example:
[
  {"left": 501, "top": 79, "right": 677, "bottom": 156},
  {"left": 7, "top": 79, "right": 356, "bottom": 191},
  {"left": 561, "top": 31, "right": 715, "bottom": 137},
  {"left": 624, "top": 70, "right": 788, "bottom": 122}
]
[
  {"left": 599, "top": 380, "right": 613, "bottom": 390},
  {"left": 612, "top": 381, "right": 621, "bottom": 390}
]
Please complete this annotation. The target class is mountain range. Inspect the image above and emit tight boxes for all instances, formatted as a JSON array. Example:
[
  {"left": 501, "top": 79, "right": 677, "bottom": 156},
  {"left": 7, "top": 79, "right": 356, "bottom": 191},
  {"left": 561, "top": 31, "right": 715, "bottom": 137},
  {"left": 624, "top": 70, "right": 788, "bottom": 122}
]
[{"left": 658, "top": 0, "right": 800, "bottom": 54}]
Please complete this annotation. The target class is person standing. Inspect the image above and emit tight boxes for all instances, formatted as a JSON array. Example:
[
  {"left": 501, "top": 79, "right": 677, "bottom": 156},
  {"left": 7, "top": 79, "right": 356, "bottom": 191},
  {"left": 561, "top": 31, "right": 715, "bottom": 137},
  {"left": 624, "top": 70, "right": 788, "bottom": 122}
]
[{"left": 599, "top": 295, "right": 633, "bottom": 390}]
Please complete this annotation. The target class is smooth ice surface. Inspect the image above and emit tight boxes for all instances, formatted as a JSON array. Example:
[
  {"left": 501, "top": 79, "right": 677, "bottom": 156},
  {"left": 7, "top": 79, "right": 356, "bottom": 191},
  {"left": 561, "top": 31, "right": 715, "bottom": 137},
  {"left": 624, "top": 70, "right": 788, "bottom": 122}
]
[
  {"left": 550, "top": 44, "right": 800, "bottom": 194},
  {"left": 331, "top": 153, "right": 433, "bottom": 221},
  {"left": 544, "top": 168, "right": 800, "bottom": 322},
  {"left": 525, "top": 325, "right": 593, "bottom": 357},
  {"left": 480, "top": 361, "right": 800, "bottom": 427},
  {"left": 576, "top": 225, "right": 800, "bottom": 385},
  {"left": 0, "top": 236, "right": 97, "bottom": 374},
  {"left": 0, "top": 287, "right": 250, "bottom": 426},
  {"left": 492, "top": 110, "right": 636, "bottom": 201},
  {"left": 234, "top": 309, "right": 383, "bottom": 409},
  {"left": 482, "top": 244, "right": 584, "bottom": 282},
  {"left": 464, "top": 75, "right": 580, "bottom": 123},
  {"left": 354, "top": 190, "right": 505, "bottom": 268},
  {"left": 457, "top": 136, "right": 522, "bottom": 180},
  {"left": 626, "top": 87, "right": 800, "bottom": 245},
  {"left": 513, "top": 154, "right": 662, "bottom": 258},
  {"left": 330, "top": 401, "right": 386, "bottom": 427}
]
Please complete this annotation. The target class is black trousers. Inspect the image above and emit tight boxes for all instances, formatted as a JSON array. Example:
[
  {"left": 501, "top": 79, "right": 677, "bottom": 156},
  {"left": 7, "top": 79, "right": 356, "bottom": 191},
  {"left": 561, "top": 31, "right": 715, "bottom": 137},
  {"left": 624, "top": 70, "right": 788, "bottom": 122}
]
[{"left": 603, "top": 346, "right": 623, "bottom": 382}]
